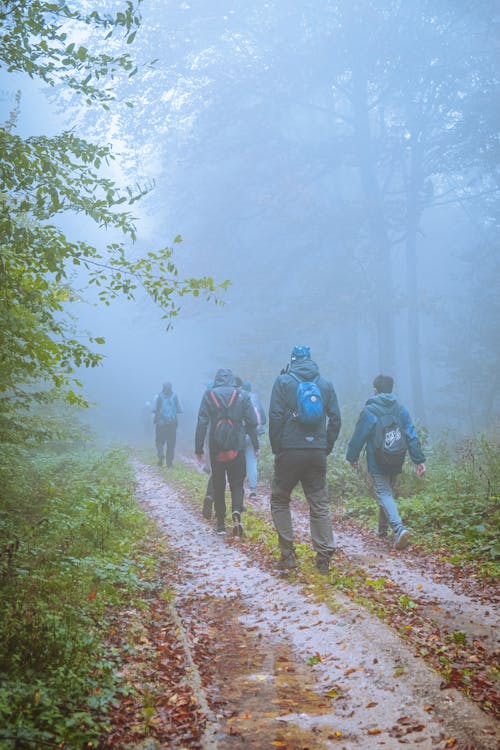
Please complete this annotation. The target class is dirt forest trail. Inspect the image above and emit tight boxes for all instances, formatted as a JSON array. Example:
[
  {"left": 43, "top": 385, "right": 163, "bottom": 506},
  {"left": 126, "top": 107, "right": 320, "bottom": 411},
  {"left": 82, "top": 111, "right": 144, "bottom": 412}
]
[{"left": 131, "top": 459, "right": 499, "bottom": 750}]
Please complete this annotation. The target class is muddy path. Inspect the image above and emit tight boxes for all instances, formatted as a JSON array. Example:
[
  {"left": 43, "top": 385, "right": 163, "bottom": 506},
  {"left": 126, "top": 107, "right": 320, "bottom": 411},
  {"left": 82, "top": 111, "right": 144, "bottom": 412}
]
[
  {"left": 245, "top": 481, "right": 499, "bottom": 647},
  {"left": 133, "top": 460, "right": 499, "bottom": 750}
]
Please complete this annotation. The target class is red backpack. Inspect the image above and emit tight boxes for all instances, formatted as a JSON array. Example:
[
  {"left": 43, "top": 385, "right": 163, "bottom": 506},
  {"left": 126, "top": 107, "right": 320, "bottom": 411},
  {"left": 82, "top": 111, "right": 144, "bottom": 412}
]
[{"left": 209, "top": 389, "right": 239, "bottom": 462}]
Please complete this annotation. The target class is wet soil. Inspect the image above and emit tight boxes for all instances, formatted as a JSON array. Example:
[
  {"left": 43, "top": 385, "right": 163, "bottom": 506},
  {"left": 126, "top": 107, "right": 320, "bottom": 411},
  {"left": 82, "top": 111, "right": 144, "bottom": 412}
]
[{"left": 132, "top": 460, "right": 499, "bottom": 750}]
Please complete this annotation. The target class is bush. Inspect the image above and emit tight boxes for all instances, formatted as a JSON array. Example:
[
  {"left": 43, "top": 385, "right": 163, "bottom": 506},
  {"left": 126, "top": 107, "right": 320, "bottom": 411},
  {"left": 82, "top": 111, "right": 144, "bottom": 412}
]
[{"left": 0, "top": 442, "right": 155, "bottom": 748}]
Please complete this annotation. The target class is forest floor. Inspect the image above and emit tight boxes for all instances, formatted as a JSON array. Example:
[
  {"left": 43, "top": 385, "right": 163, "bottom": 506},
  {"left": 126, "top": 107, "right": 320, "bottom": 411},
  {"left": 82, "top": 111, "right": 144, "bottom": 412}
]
[{"left": 103, "top": 459, "right": 499, "bottom": 750}]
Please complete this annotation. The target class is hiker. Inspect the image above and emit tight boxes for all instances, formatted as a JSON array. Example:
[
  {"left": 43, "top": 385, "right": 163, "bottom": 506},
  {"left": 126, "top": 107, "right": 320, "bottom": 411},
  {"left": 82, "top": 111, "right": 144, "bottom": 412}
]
[
  {"left": 154, "top": 382, "right": 182, "bottom": 467},
  {"left": 241, "top": 379, "right": 266, "bottom": 500},
  {"left": 195, "top": 368, "right": 259, "bottom": 536},
  {"left": 142, "top": 400, "right": 152, "bottom": 438},
  {"left": 346, "top": 374, "right": 426, "bottom": 550},
  {"left": 268, "top": 345, "right": 341, "bottom": 575}
]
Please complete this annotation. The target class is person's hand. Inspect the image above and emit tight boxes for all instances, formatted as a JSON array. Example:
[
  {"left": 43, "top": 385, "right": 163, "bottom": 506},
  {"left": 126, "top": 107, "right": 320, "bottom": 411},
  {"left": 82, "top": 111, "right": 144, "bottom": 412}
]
[
  {"left": 416, "top": 463, "right": 426, "bottom": 478},
  {"left": 349, "top": 461, "right": 359, "bottom": 470},
  {"left": 255, "top": 449, "right": 260, "bottom": 458},
  {"left": 195, "top": 452, "right": 204, "bottom": 466}
]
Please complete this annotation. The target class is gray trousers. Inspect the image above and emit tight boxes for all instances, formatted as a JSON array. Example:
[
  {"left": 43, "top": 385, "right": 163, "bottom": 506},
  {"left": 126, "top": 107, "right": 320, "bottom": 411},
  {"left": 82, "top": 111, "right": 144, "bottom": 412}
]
[{"left": 270, "top": 449, "right": 335, "bottom": 559}]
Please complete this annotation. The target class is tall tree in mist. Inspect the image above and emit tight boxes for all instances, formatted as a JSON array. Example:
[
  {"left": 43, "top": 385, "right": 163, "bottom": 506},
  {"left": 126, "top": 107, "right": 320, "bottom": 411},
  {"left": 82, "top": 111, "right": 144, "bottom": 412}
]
[
  {"left": 80, "top": 0, "right": 499, "bottom": 428},
  {"left": 0, "top": 1, "right": 227, "bottom": 441}
]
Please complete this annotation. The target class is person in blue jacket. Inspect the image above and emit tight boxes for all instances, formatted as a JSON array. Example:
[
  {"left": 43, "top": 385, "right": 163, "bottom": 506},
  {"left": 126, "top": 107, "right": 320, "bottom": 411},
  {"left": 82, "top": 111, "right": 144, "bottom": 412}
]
[
  {"left": 346, "top": 374, "right": 426, "bottom": 550},
  {"left": 241, "top": 379, "right": 266, "bottom": 500},
  {"left": 154, "top": 382, "right": 182, "bottom": 467},
  {"left": 269, "top": 345, "right": 341, "bottom": 575}
]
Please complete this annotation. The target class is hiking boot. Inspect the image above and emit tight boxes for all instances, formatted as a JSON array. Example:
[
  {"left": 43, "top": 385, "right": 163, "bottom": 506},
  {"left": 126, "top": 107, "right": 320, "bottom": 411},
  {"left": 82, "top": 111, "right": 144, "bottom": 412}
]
[
  {"left": 232, "top": 511, "right": 244, "bottom": 537},
  {"left": 394, "top": 528, "right": 411, "bottom": 550},
  {"left": 378, "top": 529, "right": 389, "bottom": 540},
  {"left": 202, "top": 496, "right": 213, "bottom": 520},
  {"left": 274, "top": 552, "right": 298, "bottom": 571},
  {"left": 315, "top": 556, "right": 331, "bottom": 575}
]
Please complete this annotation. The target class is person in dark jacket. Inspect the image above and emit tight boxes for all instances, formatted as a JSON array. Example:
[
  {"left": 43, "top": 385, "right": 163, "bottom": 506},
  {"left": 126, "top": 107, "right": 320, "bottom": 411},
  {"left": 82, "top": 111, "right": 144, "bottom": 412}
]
[
  {"left": 269, "top": 345, "right": 341, "bottom": 575},
  {"left": 346, "top": 374, "right": 426, "bottom": 550},
  {"left": 154, "top": 382, "right": 182, "bottom": 467},
  {"left": 195, "top": 369, "right": 259, "bottom": 536}
]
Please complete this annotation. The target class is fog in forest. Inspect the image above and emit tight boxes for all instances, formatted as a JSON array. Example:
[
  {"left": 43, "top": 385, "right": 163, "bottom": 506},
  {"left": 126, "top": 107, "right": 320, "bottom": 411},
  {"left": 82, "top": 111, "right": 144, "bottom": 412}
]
[{"left": 2, "top": 0, "right": 499, "bottom": 450}]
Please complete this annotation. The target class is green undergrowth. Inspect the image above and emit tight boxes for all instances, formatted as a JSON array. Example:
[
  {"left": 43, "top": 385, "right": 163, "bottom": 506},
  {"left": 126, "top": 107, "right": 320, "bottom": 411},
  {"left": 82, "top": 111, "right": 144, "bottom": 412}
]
[{"left": 0, "top": 442, "right": 164, "bottom": 749}]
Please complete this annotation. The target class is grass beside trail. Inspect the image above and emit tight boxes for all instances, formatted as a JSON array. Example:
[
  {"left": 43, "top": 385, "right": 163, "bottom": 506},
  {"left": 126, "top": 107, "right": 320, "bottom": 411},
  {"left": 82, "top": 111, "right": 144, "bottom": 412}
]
[{"left": 0, "top": 444, "right": 167, "bottom": 749}]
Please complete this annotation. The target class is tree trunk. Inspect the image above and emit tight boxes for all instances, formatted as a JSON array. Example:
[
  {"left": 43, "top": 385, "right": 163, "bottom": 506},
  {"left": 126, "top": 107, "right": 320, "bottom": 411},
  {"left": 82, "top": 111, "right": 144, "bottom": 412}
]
[
  {"left": 404, "top": 131, "right": 426, "bottom": 422},
  {"left": 351, "top": 73, "right": 396, "bottom": 372}
]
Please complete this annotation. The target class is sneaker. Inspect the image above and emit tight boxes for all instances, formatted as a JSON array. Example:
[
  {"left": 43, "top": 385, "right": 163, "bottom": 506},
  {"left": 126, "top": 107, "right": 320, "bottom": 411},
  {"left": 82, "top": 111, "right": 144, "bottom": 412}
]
[
  {"left": 249, "top": 491, "right": 257, "bottom": 499},
  {"left": 232, "top": 511, "right": 244, "bottom": 537},
  {"left": 202, "top": 496, "right": 213, "bottom": 520},
  {"left": 216, "top": 525, "right": 226, "bottom": 535},
  {"left": 157, "top": 458, "right": 164, "bottom": 467},
  {"left": 274, "top": 552, "right": 298, "bottom": 571},
  {"left": 394, "top": 528, "right": 411, "bottom": 550},
  {"left": 315, "top": 556, "right": 331, "bottom": 575},
  {"left": 378, "top": 529, "right": 389, "bottom": 540}
]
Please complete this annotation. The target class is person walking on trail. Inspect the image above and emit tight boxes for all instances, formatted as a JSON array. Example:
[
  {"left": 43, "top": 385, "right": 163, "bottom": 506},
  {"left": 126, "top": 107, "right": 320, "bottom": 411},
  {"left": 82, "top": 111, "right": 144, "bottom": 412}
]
[
  {"left": 195, "top": 368, "right": 259, "bottom": 537},
  {"left": 241, "top": 379, "right": 266, "bottom": 500},
  {"left": 268, "top": 345, "right": 341, "bottom": 575},
  {"left": 142, "top": 400, "right": 153, "bottom": 439},
  {"left": 346, "top": 373, "right": 426, "bottom": 550},
  {"left": 154, "top": 382, "right": 182, "bottom": 467}
]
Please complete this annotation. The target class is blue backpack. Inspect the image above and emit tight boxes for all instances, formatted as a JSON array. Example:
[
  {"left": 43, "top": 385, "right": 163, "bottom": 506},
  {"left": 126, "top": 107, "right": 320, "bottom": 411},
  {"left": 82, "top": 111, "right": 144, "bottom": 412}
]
[
  {"left": 290, "top": 373, "right": 323, "bottom": 425},
  {"left": 158, "top": 394, "right": 177, "bottom": 423}
]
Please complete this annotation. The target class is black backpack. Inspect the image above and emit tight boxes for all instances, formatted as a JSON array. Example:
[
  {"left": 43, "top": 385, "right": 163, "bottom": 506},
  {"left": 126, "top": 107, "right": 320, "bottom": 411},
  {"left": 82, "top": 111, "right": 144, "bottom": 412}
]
[
  {"left": 209, "top": 389, "right": 239, "bottom": 462},
  {"left": 373, "top": 411, "right": 407, "bottom": 471}
]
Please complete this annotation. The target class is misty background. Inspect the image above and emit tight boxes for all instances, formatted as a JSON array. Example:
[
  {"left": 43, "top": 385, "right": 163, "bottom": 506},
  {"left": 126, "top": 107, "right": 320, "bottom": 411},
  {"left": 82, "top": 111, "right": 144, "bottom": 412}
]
[{"left": 2, "top": 0, "right": 499, "bottom": 450}]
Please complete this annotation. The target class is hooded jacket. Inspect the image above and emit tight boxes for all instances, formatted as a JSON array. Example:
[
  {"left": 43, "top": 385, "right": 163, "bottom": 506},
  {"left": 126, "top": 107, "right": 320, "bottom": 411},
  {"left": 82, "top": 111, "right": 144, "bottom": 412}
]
[
  {"left": 268, "top": 358, "right": 341, "bottom": 454},
  {"left": 346, "top": 392, "right": 425, "bottom": 475},
  {"left": 195, "top": 368, "right": 259, "bottom": 455}
]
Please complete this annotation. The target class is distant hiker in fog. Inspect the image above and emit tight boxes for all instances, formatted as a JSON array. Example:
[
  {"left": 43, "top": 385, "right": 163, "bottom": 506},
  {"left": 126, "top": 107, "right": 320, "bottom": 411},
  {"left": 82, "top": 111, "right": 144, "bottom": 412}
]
[
  {"left": 154, "top": 382, "right": 182, "bottom": 467},
  {"left": 269, "top": 345, "right": 341, "bottom": 575},
  {"left": 200, "top": 380, "right": 215, "bottom": 521},
  {"left": 195, "top": 368, "right": 259, "bottom": 537},
  {"left": 142, "top": 400, "right": 152, "bottom": 438},
  {"left": 241, "top": 379, "right": 266, "bottom": 500},
  {"left": 346, "top": 374, "right": 426, "bottom": 550}
]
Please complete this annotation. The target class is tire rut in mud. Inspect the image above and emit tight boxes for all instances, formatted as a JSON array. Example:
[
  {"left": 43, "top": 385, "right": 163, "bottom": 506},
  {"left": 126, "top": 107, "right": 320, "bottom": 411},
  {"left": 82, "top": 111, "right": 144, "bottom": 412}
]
[{"left": 133, "top": 461, "right": 499, "bottom": 750}]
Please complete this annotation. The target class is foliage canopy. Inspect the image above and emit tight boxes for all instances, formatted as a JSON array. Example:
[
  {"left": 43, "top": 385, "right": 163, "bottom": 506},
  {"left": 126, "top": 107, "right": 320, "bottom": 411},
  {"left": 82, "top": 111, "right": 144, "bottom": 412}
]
[{"left": 0, "top": 1, "right": 228, "bottom": 440}]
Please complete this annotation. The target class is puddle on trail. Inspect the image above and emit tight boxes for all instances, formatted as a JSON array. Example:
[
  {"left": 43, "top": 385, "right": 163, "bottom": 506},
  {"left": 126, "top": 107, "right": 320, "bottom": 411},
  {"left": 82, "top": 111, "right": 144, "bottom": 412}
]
[{"left": 181, "top": 594, "right": 350, "bottom": 750}]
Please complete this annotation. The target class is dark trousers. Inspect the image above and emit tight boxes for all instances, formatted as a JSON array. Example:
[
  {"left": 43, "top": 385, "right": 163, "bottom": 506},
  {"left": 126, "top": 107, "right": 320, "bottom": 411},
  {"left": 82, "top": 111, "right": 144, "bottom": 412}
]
[
  {"left": 155, "top": 422, "right": 177, "bottom": 466},
  {"left": 270, "top": 449, "right": 334, "bottom": 558},
  {"left": 210, "top": 450, "right": 246, "bottom": 525}
]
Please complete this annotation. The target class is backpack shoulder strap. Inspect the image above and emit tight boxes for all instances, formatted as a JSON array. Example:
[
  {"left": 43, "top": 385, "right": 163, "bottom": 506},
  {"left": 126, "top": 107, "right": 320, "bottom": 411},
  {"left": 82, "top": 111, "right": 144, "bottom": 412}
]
[
  {"left": 209, "top": 390, "right": 220, "bottom": 409},
  {"left": 210, "top": 388, "right": 237, "bottom": 410}
]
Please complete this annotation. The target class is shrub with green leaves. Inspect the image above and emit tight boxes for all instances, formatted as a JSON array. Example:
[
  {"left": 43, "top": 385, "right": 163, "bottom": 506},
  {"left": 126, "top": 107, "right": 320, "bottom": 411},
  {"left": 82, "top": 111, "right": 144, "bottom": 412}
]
[{"left": 0, "top": 443, "right": 157, "bottom": 748}]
